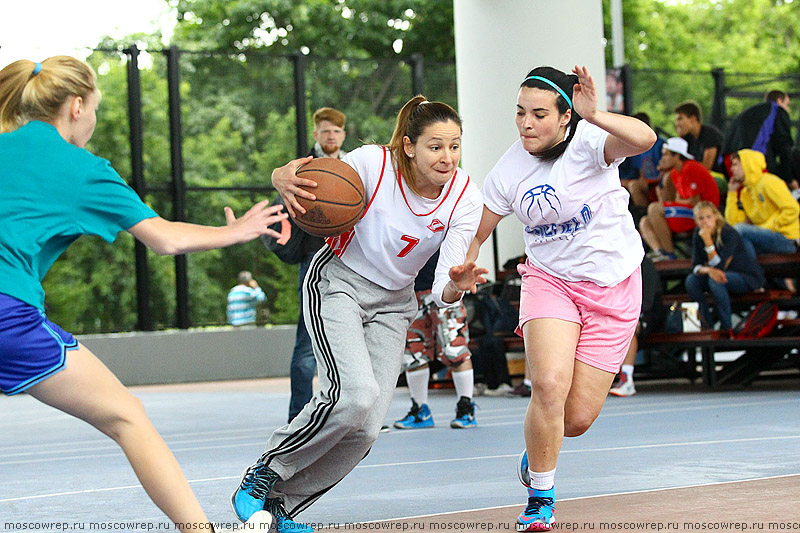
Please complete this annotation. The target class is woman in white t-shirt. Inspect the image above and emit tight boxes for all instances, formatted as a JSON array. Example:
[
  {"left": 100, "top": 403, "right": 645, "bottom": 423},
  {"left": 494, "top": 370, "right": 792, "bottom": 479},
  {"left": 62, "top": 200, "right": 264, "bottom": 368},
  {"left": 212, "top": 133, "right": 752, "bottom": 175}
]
[
  {"left": 230, "top": 96, "right": 486, "bottom": 530},
  {"left": 467, "top": 66, "right": 656, "bottom": 531}
]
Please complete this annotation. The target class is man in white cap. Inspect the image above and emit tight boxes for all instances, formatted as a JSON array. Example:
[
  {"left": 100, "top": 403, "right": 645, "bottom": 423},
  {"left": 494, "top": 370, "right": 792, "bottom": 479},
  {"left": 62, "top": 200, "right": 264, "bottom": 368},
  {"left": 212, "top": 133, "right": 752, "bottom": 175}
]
[{"left": 639, "top": 137, "right": 720, "bottom": 261}]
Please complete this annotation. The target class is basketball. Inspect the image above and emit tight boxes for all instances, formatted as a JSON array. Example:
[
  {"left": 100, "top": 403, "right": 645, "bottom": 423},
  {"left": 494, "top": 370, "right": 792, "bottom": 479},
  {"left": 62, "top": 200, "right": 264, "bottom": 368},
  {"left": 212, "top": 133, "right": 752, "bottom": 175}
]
[{"left": 292, "top": 158, "right": 366, "bottom": 237}]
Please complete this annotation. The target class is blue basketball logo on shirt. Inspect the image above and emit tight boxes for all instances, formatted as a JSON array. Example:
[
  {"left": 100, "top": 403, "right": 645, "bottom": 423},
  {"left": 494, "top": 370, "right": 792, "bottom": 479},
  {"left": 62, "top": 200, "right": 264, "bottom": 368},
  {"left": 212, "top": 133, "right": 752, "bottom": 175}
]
[
  {"left": 521, "top": 185, "right": 562, "bottom": 223},
  {"left": 524, "top": 201, "right": 593, "bottom": 243}
]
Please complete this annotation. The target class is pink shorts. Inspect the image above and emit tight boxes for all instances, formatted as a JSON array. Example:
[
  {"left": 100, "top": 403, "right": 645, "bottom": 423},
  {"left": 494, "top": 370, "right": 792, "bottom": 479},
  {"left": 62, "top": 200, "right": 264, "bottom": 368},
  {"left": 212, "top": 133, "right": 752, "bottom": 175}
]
[{"left": 515, "top": 261, "right": 642, "bottom": 373}]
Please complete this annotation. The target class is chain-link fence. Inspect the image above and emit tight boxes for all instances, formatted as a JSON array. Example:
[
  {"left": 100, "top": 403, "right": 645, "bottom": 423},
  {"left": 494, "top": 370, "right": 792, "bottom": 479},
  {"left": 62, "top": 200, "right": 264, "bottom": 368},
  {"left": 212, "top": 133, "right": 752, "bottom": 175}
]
[{"left": 50, "top": 49, "right": 798, "bottom": 334}]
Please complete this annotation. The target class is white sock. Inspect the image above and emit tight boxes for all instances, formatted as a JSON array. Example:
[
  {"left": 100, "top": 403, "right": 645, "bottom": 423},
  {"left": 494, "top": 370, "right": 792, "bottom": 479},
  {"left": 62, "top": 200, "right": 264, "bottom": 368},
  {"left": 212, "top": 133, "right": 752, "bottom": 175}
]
[
  {"left": 529, "top": 468, "right": 556, "bottom": 491},
  {"left": 621, "top": 364, "right": 634, "bottom": 377},
  {"left": 406, "top": 368, "right": 429, "bottom": 405},
  {"left": 452, "top": 368, "right": 474, "bottom": 399}
]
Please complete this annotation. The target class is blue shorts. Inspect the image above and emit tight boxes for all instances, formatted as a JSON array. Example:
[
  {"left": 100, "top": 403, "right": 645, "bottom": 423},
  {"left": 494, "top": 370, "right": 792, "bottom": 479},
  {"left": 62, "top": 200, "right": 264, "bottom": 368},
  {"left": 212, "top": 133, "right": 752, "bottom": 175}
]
[{"left": 0, "top": 293, "right": 78, "bottom": 395}]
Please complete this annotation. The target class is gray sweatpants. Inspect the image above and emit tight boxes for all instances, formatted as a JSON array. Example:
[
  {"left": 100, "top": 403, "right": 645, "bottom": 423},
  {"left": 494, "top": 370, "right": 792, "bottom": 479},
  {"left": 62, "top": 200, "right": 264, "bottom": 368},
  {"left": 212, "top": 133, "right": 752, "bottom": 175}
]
[{"left": 257, "top": 245, "right": 417, "bottom": 516}]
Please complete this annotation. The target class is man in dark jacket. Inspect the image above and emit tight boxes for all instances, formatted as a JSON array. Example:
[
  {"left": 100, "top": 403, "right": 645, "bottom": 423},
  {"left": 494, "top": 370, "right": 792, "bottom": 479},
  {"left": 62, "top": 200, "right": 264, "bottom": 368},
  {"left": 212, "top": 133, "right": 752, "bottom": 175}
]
[
  {"left": 274, "top": 107, "right": 347, "bottom": 422},
  {"left": 722, "top": 90, "right": 795, "bottom": 187}
]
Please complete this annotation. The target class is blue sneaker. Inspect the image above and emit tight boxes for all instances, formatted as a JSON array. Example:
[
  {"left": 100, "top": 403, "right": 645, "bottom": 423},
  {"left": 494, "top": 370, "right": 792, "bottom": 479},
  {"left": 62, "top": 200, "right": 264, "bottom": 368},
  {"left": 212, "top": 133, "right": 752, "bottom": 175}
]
[
  {"left": 264, "top": 497, "right": 315, "bottom": 533},
  {"left": 517, "top": 487, "right": 555, "bottom": 531},
  {"left": 393, "top": 400, "right": 434, "bottom": 429},
  {"left": 230, "top": 463, "right": 280, "bottom": 522},
  {"left": 518, "top": 449, "right": 530, "bottom": 487},
  {"left": 450, "top": 396, "right": 477, "bottom": 429}
]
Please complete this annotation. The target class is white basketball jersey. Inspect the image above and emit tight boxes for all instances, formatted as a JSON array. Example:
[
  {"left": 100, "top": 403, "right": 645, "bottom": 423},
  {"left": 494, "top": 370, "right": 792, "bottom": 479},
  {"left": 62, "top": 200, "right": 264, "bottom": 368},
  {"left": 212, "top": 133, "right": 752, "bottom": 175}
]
[{"left": 327, "top": 145, "right": 482, "bottom": 307}]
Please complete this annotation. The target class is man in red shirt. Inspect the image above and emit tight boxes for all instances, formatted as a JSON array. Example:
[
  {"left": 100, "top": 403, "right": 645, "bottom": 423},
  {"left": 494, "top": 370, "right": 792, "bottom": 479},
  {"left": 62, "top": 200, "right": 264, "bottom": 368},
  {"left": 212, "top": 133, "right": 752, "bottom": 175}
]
[{"left": 639, "top": 137, "right": 720, "bottom": 261}]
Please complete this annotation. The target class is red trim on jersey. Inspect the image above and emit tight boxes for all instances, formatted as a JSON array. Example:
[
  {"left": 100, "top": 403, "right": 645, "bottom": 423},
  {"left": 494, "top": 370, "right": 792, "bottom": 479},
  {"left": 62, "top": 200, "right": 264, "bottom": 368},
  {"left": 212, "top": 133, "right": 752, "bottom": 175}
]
[
  {"left": 325, "top": 227, "right": 357, "bottom": 257},
  {"left": 397, "top": 167, "right": 458, "bottom": 217},
  {"left": 324, "top": 148, "right": 387, "bottom": 257},
  {"left": 446, "top": 175, "right": 471, "bottom": 230},
  {"left": 361, "top": 147, "right": 387, "bottom": 218}
]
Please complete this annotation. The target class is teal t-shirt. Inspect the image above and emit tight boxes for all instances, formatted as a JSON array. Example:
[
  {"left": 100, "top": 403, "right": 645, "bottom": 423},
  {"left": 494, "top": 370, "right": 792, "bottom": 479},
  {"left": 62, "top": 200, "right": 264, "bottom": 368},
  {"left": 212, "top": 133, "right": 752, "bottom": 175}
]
[{"left": 0, "top": 121, "right": 157, "bottom": 310}]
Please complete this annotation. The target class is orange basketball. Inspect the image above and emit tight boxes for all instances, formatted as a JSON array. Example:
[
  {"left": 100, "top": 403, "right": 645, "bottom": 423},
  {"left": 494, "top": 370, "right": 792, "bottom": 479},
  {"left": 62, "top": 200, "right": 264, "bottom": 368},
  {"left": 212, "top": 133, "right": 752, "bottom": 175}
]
[{"left": 292, "top": 158, "right": 366, "bottom": 237}]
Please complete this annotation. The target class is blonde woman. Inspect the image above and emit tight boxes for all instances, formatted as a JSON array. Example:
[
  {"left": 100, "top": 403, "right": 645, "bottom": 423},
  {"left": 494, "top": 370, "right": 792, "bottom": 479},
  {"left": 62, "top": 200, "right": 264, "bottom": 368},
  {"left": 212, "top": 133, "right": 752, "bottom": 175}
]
[
  {"left": 0, "top": 56, "right": 284, "bottom": 530},
  {"left": 686, "top": 201, "right": 765, "bottom": 334}
]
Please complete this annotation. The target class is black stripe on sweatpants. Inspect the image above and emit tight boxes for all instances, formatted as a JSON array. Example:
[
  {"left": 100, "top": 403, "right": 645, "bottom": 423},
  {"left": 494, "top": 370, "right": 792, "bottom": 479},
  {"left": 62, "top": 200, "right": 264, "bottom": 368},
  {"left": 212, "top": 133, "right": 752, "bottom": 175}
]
[{"left": 260, "top": 245, "right": 342, "bottom": 464}]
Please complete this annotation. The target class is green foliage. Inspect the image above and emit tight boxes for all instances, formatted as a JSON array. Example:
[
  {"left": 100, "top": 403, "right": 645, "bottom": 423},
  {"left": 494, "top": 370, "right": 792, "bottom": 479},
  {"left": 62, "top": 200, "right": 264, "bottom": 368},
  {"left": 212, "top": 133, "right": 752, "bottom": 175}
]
[
  {"left": 603, "top": 0, "right": 800, "bottom": 134},
  {"left": 171, "top": 0, "right": 454, "bottom": 59},
  {"left": 45, "top": 0, "right": 800, "bottom": 334}
]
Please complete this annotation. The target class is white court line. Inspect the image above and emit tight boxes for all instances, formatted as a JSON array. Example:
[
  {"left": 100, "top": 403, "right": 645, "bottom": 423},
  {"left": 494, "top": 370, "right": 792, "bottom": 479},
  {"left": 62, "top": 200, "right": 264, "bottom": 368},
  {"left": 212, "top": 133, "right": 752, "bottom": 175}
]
[
  {"left": 3, "top": 429, "right": 799, "bottom": 467},
  {"left": 3, "top": 396, "right": 797, "bottom": 461},
  {"left": 367, "top": 472, "right": 800, "bottom": 522},
  {"left": 3, "top": 436, "right": 800, "bottom": 502}
]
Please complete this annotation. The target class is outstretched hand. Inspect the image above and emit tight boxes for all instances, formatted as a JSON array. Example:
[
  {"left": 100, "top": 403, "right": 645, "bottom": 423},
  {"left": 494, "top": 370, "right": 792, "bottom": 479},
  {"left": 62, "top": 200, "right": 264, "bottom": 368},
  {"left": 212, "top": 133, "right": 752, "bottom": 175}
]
[
  {"left": 449, "top": 261, "right": 489, "bottom": 294},
  {"left": 271, "top": 156, "right": 315, "bottom": 218},
  {"left": 571, "top": 65, "right": 598, "bottom": 121},
  {"left": 224, "top": 200, "right": 288, "bottom": 243}
]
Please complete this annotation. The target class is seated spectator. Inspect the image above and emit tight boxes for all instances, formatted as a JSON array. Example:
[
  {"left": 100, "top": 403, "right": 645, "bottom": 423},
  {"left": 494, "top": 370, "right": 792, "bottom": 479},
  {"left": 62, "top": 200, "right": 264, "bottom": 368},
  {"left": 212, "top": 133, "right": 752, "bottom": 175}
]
[
  {"left": 674, "top": 100, "right": 725, "bottom": 175},
  {"left": 621, "top": 112, "right": 667, "bottom": 208},
  {"left": 725, "top": 149, "right": 800, "bottom": 292},
  {"left": 639, "top": 137, "right": 720, "bottom": 261},
  {"left": 685, "top": 201, "right": 765, "bottom": 335},
  {"left": 722, "top": 90, "right": 795, "bottom": 187}
]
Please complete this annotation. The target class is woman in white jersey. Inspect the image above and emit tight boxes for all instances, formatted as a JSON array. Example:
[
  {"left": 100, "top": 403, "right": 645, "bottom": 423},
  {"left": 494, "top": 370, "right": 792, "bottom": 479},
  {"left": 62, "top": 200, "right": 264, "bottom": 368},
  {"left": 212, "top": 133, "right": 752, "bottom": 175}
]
[
  {"left": 467, "top": 66, "right": 656, "bottom": 531},
  {"left": 230, "top": 96, "right": 486, "bottom": 531}
]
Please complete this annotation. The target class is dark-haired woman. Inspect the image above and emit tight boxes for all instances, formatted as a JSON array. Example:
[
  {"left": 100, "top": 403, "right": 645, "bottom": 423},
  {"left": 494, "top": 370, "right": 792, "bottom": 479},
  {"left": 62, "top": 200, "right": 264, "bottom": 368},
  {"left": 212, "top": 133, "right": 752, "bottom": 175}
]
[
  {"left": 231, "top": 96, "right": 486, "bottom": 532},
  {"left": 467, "top": 66, "right": 656, "bottom": 531}
]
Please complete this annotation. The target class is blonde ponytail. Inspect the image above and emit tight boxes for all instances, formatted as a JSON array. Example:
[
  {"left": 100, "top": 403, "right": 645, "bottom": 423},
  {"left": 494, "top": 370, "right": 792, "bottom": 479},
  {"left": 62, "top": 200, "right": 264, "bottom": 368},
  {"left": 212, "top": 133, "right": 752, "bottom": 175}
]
[{"left": 0, "top": 56, "right": 96, "bottom": 133}]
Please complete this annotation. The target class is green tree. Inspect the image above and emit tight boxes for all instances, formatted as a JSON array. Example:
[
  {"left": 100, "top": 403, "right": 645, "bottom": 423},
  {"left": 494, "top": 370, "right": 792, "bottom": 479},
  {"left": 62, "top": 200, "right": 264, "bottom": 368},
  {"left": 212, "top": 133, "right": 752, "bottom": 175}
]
[{"left": 171, "top": 0, "right": 454, "bottom": 59}]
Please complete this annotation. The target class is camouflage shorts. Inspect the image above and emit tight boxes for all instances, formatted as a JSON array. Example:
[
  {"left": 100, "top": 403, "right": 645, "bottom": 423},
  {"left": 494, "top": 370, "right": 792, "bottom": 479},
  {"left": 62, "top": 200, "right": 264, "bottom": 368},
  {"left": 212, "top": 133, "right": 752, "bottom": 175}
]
[{"left": 402, "top": 290, "right": 471, "bottom": 371}]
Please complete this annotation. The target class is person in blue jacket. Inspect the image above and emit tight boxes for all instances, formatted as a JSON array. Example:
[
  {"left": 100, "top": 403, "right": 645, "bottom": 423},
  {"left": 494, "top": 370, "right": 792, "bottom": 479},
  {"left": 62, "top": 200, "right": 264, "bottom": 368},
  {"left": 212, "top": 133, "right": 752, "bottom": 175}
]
[{"left": 0, "top": 56, "right": 286, "bottom": 531}]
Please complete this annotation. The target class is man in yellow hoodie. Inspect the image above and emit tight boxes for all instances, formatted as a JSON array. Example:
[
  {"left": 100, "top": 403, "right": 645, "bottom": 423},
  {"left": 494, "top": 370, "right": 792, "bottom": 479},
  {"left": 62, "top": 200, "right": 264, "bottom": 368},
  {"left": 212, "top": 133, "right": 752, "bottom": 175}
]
[{"left": 726, "top": 149, "right": 799, "bottom": 290}]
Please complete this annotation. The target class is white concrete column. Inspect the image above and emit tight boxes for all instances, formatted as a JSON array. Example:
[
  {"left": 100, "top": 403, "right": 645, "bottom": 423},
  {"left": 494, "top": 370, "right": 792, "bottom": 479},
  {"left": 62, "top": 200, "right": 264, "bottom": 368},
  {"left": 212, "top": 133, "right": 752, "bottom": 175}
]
[{"left": 454, "top": 0, "right": 607, "bottom": 278}]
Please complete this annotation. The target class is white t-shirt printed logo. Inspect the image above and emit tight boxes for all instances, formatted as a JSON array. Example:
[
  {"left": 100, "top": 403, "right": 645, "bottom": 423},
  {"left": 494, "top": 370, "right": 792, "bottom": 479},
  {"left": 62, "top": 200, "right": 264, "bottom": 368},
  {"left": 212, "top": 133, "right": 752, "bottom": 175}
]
[
  {"left": 481, "top": 120, "right": 643, "bottom": 286},
  {"left": 520, "top": 184, "right": 592, "bottom": 243}
]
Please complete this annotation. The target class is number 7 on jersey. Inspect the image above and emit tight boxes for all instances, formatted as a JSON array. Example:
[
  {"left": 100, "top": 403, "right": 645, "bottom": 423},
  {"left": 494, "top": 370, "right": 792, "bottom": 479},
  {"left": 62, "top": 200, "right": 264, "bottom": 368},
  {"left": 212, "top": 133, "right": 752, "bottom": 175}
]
[{"left": 397, "top": 235, "right": 420, "bottom": 258}]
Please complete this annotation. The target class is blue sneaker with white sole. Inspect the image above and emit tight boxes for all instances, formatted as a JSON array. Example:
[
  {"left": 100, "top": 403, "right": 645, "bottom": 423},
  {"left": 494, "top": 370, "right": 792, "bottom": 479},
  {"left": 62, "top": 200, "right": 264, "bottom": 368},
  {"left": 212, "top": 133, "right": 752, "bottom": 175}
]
[
  {"left": 517, "top": 486, "right": 555, "bottom": 531},
  {"left": 230, "top": 463, "right": 280, "bottom": 522},
  {"left": 264, "top": 497, "right": 315, "bottom": 532},
  {"left": 393, "top": 400, "right": 434, "bottom": 429},
  {"left": 518, "top": 449, "right": 531, "bottom": 487}
]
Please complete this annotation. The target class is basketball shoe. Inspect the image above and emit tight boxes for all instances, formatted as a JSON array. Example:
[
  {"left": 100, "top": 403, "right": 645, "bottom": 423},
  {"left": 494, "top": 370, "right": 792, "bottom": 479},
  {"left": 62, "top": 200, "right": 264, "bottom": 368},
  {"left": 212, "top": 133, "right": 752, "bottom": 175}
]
[
  {"left": 230, "top": 463, "right": 280, "bottom": 522},
  {"left": 393, "top": 400, "right": 434, "bottom": 429},
  {"left": 609, "top": 372, "right": 636, "bottom": 397},
  {"left": 517, "top": 487, "right": 555, "bottom": 531},
  {"left": 264, "top": 498, "right": 315, "bottom": 533},
  {"left": 517, "top": 449, "right": 530, "bottom": 487},
  {"left": 450, "top": 396, "right": 477, "bottom": 428}
]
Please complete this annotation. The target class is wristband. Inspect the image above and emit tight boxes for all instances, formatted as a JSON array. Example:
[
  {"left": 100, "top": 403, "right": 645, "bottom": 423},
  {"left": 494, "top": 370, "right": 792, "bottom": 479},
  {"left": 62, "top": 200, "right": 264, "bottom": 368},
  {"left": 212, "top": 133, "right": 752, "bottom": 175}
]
[{"left": 704, "top": 245, "right": 715, "bottom": 254}]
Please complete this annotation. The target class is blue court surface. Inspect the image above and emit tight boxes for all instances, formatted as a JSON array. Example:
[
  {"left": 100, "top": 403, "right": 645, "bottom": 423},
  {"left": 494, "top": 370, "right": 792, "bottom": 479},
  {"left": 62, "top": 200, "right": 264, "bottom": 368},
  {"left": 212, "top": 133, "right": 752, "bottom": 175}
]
[{"left": 2, "top": 376, "right": 799, "bottom": 532}]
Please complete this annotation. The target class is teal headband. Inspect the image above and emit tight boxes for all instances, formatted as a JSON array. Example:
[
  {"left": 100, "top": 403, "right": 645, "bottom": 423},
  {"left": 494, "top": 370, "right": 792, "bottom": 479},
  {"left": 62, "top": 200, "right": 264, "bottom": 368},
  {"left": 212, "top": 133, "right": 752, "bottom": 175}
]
[
  {"left": 524, "top": 75, "right": 572, "bottom": 109},
  {"left": 32, "top": 63, "right": 42, "bottom": 75}
]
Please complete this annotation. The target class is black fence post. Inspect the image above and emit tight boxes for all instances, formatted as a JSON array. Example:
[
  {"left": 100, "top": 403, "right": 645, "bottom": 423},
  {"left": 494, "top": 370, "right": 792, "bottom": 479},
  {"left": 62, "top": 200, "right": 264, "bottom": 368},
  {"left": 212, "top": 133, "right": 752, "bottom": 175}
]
[
  {"left": 124, "top": 45, "right": 153, "bottom": 331},
  {"left": 292, "top": 52, "right": 308, "bottom": 158},
  {"left": 165, "top": 45, "right": 191, "bottom": 329},
  {"left": 410, "top": 53, "right": 424, "bottom": 96},
  {"left": 710, "top": 68, "right": 727, "bottom": 130},
  {"left": 621, "top": 63, "right": 633, "bottom": 116}
]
